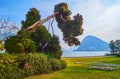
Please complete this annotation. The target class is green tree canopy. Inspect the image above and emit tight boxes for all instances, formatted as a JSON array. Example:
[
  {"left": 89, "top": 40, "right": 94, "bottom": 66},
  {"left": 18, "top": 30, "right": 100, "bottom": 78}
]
[
  {"left": 109, "top": 40, "right": 116, "bottom": 54},
  {"left": 31, "top": 25, "right": 51, "bottom": 51},
  {"left": 24, "top": 3, "right": 83, "bottom": 47},
  {"left": 109, "top": 40, "right": 120, "bottom": 54},
  {"left": 5, "top": 3, "right": 83, "bottom": 59},
  {"left": 54, "top": 3, "right": 83, "bottom": 46},
  {"left": 5, "top": 33, "right": 36, "bottom": 53},
  {"left": 21, "top": 8, "right": 41, "bottom": 29}
]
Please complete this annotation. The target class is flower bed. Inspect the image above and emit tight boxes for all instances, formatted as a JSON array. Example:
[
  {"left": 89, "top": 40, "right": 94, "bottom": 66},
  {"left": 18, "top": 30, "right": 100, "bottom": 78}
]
[{"left": 90, "top": 62, "right": 120, "bottom": 71}]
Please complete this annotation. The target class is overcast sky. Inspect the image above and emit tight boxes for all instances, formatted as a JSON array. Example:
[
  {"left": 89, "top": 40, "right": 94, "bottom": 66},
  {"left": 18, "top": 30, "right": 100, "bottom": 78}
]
[{"left": 0, "top": 0, "right": 120, "bottom": 49}]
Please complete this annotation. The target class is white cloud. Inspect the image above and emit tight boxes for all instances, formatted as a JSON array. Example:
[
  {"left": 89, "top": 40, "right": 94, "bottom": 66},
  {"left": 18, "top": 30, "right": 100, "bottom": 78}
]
[{"left": 89, "top": 4, "right": 120, "bottom": 42}]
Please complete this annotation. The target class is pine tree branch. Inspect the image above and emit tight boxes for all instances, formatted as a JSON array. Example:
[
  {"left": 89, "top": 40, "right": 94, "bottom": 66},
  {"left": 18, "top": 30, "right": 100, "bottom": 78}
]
[{"left": 25, "top": 12, "right": 60, "bottom": 32}]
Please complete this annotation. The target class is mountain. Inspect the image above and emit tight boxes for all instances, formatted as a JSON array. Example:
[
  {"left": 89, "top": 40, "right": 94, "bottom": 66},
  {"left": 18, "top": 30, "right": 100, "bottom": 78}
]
[{"left": 75, "top": 35, "right": 110, "bottom": 51}]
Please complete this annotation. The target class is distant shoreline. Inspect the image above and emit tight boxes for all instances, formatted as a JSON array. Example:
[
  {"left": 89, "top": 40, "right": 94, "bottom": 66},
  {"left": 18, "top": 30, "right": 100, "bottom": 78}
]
[
  {"left": 73, "top": 51, "right": 110, "bottom": 52},
  {"left": 62, "top": 55, "right": 113, "bottom": 58},
  {"left": 62, "top": 51, "right": 110, "bottom": 58}
]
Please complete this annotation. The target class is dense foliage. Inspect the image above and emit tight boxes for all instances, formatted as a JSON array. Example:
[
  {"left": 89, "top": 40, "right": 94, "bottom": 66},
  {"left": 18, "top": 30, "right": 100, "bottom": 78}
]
[
  {"left": 3, "top": 3, "right": 86, "bottom": 78},
  {"left": 45, "top": 35, "right": 62, "bottom": 59},
  {"left": 31, "top": 25, "right": 51, "bottom": 51},
  {"left": 5, "top": 8, "right": 62, "bottom": 59},
  {"left": 49, "top": 59, "right": 62, "bottom": 71},
  {"left": 109, "top": 40, "right": 116, "bottom": 54},
  {"left": 0, "top": 53, "right": 66, "bottom": 79},
  {"left": 0, "top": 53, "right": 20, "bottom": 79},
  {"left": 5, "top": 33, "right": 36, "bottom": 53},
  {"left": 25, "top": 57, "right": 120, "bottom": 79},
  {"left": 21, "top": 8, "right": 41, "bottom": 29},
  {"left": 109, "top": 40, "right": 120, "bottom": 56},
  {"left": 54, "top": 3, "right": 83, "bottom": 46}
]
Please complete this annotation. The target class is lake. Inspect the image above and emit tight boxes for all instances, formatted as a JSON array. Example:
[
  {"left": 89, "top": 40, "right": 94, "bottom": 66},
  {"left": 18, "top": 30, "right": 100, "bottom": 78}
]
[{"left": 62, "top": 51, "right": 110, "bottom": 57}]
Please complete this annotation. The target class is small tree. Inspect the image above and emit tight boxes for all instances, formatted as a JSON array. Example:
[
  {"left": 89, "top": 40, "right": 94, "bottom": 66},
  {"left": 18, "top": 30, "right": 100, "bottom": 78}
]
[
  {"left": 0, "top": 19, "right": 19, "bottom": 43},
  {"left": 114, "top": 40, "right": 120, "bottom": 53},
  {"left": 0, "top": 19, "right": 19, "bottom": 52},
  {"left": 21, "top": 8, "right": 51, "bottom": 52},
  {"left": 109, "top": 40, "right": 116, "bottom": 54},
  {"left": 109, "top": 40, "right": 120, "bottom": 55}
]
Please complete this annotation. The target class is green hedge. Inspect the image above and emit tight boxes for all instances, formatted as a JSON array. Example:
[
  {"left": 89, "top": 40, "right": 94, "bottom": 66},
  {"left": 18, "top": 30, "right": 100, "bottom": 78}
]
[
  {"left": 0, "top": 53, "right": 21, "bottom": 79},
  {"left": 17, "top": 53, "right": 52, "bottom": 74},
  {"left": 49, "top": 59, "right": 62, "bottom": 71},
  {"left": 0, "top": 53, "right": 66, "bottom": 79},
  {"left": 49, "top": 59, "right": 67, "bottom": 71}
]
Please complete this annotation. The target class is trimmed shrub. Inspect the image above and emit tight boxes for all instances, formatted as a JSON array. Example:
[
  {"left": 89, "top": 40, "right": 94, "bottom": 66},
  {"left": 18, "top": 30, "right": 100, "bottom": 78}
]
[
  {"left": 49, "top": 59, "right": 66, "bottom": 71},
  {"left": 49, "top": 59, "right": 61, "bottom": 71},
  {"left": 17, "top": 53, "right": 52, "bottom": 74}
]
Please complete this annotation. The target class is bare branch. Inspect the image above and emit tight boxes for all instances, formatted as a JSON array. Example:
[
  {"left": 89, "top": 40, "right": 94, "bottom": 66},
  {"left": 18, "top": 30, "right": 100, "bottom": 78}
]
[{"left": 0, "top": 19, "right": 20, "bottom": 43}]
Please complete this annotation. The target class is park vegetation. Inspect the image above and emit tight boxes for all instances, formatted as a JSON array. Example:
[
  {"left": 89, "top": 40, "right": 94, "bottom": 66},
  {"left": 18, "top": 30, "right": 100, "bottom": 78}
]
[
  {"left": 25, "top": 56, "right": 120, "bottom": 79},
  {"left": 0, "top": 2, "right": 83, "bottom": 79}
]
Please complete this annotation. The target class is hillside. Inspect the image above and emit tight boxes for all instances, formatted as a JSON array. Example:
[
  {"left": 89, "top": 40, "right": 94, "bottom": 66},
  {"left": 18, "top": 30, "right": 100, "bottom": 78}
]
[{"left": 75, "top": 35, "right": 110, "bottom": 51}]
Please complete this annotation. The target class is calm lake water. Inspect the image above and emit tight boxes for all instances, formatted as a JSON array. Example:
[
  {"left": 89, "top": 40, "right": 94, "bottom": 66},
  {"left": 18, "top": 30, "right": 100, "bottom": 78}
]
[{"left": 62, "top": 51, "right": 110, "bottom": 57}]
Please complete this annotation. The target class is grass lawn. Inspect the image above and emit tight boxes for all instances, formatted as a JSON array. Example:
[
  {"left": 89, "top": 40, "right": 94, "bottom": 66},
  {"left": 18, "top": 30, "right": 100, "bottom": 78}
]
[{"left": 24, "top": 56, "right": 120, "bottom": 79}]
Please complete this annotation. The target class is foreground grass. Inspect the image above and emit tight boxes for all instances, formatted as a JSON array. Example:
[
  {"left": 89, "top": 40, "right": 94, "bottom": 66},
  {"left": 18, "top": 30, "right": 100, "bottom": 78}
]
[{"left": 25, "top": 56, "right": 120, "bottom": 79}]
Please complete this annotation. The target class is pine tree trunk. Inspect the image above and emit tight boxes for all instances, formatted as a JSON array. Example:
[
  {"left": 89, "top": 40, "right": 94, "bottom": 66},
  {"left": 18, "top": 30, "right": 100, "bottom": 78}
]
[{"left": 25, "top": 12, "right": 60, "bottom": 32}]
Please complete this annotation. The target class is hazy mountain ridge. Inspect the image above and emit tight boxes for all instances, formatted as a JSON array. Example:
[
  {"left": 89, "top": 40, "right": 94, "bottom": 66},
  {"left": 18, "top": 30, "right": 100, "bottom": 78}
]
[{"left": 75, "top": 35, "right": 110, "bottom": 51}]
